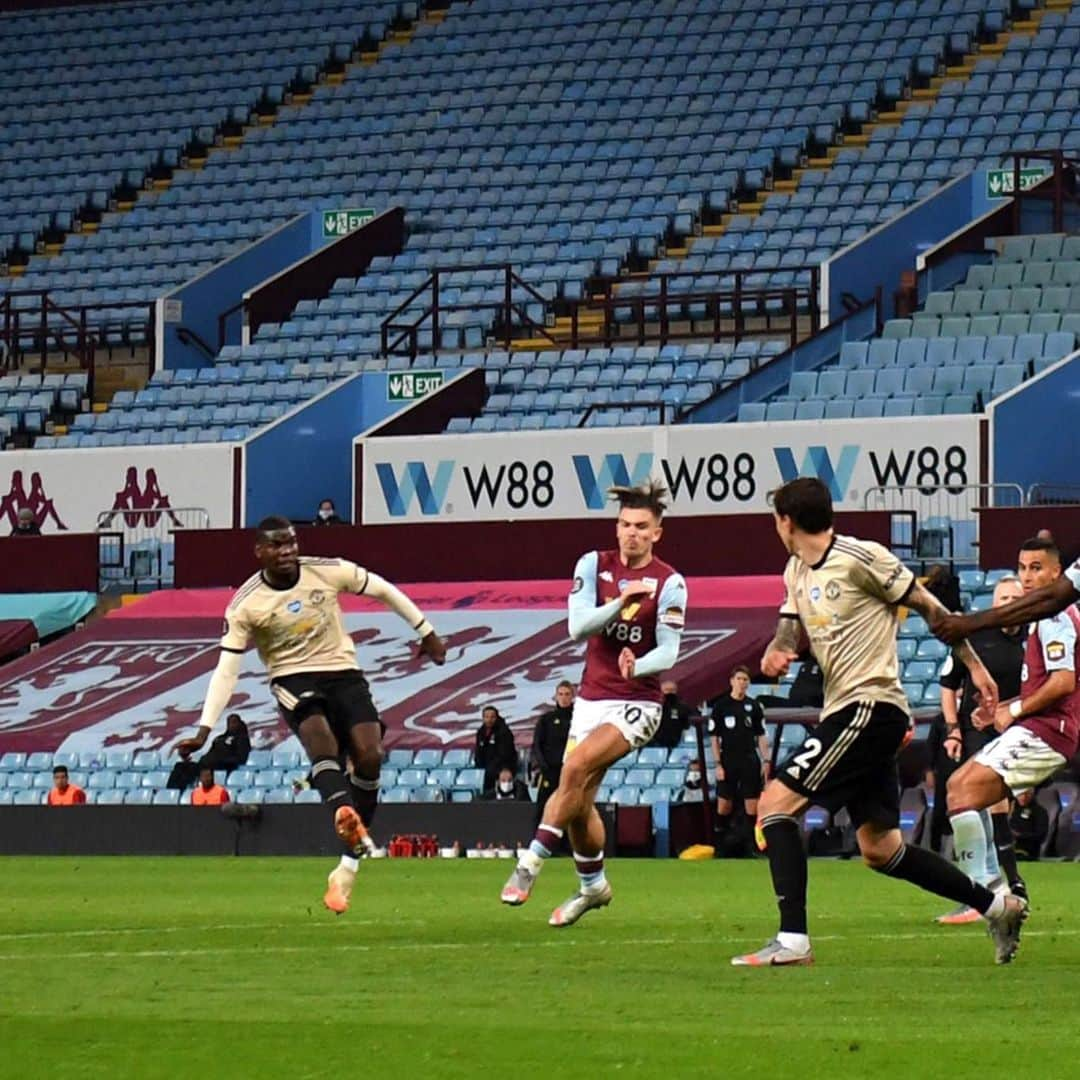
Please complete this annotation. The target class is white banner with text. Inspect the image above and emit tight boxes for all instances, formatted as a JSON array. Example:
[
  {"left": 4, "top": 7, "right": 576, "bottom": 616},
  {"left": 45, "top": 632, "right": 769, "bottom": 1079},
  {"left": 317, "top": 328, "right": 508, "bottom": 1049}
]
[{"left": 361, "top": 416, "right": 982, "bottom": 523}]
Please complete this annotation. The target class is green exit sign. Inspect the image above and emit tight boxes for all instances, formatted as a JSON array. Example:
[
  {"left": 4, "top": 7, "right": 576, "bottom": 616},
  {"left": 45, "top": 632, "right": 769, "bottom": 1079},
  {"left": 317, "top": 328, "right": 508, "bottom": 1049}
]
[
  {"left": 322, "top": 208, "right": 375, "bottom": 238},
  {"left": 388, "top": 370, "right": 444, "bottom": 401},
  {"left": 986, "top": 168, "right": 1049, "bottom": 199}
]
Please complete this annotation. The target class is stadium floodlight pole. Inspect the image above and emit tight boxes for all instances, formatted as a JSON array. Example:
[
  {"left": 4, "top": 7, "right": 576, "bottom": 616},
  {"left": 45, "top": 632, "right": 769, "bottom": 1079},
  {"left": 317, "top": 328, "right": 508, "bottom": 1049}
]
[{"left": 692, "top": 715, "right": 716, "bottom": 840}]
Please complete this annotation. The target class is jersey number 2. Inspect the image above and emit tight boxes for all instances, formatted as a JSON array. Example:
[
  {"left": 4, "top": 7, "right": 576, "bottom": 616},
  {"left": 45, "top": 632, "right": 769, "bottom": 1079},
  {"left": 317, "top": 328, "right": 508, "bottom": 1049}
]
[{"left": 790, "top": 738, "right": 823, "bottom": 773}]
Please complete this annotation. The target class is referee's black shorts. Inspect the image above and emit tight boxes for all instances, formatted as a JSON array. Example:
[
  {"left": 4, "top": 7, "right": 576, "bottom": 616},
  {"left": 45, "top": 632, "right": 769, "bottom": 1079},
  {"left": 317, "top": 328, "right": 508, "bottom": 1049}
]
[
  {"left": 715, "top": 758, "right": 764, "bottom": 801},
  {"left": 270, "top": 669, "right": 381, "bottom": 745},
  {"left": 775, "top": 700, "right": 909, "bottom": 830}
]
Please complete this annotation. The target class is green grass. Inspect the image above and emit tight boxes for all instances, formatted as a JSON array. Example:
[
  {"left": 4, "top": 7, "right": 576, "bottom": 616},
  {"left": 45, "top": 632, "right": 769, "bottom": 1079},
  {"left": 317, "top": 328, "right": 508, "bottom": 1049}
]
[{"left": 0, "top": 857, "right": 1077, "bottom": 1079}]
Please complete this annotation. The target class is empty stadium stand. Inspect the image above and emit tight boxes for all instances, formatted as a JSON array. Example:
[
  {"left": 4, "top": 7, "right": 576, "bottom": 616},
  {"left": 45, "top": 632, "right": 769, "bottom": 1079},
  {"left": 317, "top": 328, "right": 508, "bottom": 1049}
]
[
  {"left": 751, "top": 230, "right": 1080, "bottom": 419},
  {"left": 4, "top": 0, "right": 1080, "bottom": 447}
]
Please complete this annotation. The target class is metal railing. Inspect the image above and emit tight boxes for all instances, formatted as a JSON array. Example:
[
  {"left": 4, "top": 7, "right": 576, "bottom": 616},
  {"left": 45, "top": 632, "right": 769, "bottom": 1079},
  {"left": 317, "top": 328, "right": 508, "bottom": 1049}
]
[
  {"left": 564, "top": 264, "right": 821, "bottom": 350},
  {"left": 863, "top": 483, "right": 1025, "bottom": 565},
  {"left": 95, "top": 505, "right": 210, "bottom": 592},
  {"left": 0, "top": 289, "right": 153, "bottom": 389},
  {"left": 578, "top": 399, "right": 668, "bottom": 428},
  {"left": 379, "top": 262, "right": 822, "bottom": 359},
  {"left": 1026, "top": 483, "right": 1080, "bottom": 507},
  {"left": 380, "top": 263, "right": 557, "bottom": 359}
]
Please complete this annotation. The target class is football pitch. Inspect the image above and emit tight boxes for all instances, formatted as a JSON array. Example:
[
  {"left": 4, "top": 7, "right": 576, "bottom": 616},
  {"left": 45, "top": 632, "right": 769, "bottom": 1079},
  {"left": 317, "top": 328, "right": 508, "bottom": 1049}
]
[{"left": 1, "top": 857, "right": 1077, "bottom": 1079}]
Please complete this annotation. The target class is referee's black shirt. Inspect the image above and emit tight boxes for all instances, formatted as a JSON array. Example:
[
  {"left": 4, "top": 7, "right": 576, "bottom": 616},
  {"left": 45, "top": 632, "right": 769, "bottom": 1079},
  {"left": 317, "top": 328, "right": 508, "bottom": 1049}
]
[
  {"left": 707, "top": 693, "right": 766, "bottom": 763},
  {"left": 939, "top": 626, "right": 1024, "bottom": 732}
]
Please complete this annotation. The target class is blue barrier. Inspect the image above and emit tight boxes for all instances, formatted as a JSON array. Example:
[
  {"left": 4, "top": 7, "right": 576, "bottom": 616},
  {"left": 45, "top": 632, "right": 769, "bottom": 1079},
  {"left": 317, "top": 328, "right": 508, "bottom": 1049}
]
[
  {"left": 157, "top": 212, "right": 317, "bottom": 370},
  {"left": 824, "top": 172, "right": 975, "bottom": 324},
  {"left": 244, "top": 373, "right": 407, "bottom": 525},
  {"left": 991, "top": 352, "right": 1080, "bottom": 496}
]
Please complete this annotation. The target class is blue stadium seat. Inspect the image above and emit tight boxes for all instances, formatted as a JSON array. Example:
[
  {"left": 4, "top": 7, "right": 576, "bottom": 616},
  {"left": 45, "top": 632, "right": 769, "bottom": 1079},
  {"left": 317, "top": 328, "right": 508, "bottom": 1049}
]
[{"left": 455, "top": 768, "right": 485, "bottom": 790}]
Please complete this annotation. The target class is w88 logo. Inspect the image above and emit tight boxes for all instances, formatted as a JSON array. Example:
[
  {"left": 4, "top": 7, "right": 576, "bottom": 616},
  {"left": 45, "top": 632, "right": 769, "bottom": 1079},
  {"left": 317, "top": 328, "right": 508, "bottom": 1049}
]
[{"left": 605, "top": 623, "right": 643, "bottom": 644}]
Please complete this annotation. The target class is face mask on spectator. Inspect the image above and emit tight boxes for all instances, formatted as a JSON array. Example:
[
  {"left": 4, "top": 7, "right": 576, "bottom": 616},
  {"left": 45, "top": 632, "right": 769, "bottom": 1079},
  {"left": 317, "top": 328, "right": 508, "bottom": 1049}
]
[
  {"left": 498, "top": 779, "right": 514, "bottom": 794},
  {"left": 318, "top": 508, "right": 333, "bottom": 520},
  {"left": 685, "top": 770, "right": 701, "bottom": 787}
]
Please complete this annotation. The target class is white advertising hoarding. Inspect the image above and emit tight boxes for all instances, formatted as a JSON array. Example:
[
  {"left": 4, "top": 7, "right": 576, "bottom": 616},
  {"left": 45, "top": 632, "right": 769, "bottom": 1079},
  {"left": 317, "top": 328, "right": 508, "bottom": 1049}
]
[
  {"left": 0, "top": 444, "right": 237, "bottom": 534},
  {"left": 361, "top": 416, "right": 981, "bottom": 524}
]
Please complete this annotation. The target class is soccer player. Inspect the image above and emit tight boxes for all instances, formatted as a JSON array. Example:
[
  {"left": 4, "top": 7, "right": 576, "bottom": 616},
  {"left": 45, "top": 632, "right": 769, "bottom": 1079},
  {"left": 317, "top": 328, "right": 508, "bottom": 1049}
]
[
  {"left": 731, "top": 478, "right": 1027, "bottom": 968},
  {"left": 500, "top": 481, "right": 687, "bottom": 926},
  {"left": 932, "top": 546, "right": 1080, "bottom": 643},
  {"left": 946, "top": 538, "right": 1080, "bottom": 922},
  {"left": 176, "top": 515, "right": 446, "bottom": 913},
  {"left": 936, "top": 576, "right": 1027, "bottom": 924},
  {"left": 708, "top": 665, "right": 770, "bottom": 855}
]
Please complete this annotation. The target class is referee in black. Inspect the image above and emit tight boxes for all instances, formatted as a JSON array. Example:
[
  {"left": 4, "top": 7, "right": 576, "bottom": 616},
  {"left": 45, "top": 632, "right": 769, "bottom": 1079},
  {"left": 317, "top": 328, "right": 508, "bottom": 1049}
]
[
  {"left": 529, "top": 680, "right": 574, "bottom": 830},
  {"left": 937, "top": 575, "right": 1027, "bottom": 918},
  {"left": 707, "top": 664, "right": 769, "bottom": 856}
]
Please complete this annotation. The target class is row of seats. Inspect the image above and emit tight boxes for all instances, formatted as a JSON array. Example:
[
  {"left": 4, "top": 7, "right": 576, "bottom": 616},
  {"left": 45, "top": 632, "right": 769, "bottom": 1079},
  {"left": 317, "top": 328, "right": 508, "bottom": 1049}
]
[
  {"left": 738, "top": 394, "right": 979, "bottom": 421},
  {"left": 38, "top": 426, "right": 256, "bottom": 450},
  {"left": 11, "top": 780, "right": 1080, "bottom": 827},
  {"left": 0, "top": 741, "right": 705, "bottom": 775},
  {"left": 0, "top": 786, "right": 327, "bottom": 807},
  {"left": 895, "top": 297, "right": 1080, "bottom": 333},
  {"left": 839, "top": 331, "right": 1075, "bottom": 366}
]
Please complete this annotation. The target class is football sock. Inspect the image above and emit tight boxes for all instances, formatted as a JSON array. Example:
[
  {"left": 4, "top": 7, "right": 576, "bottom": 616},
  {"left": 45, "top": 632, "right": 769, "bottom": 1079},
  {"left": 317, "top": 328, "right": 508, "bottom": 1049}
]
[
  {"left": 992, "top": 811, "right": 1024, "bottom": 891},
  {"left": 349, "top": 773, "right": 380, "bottom": 827},
  {"left": 520, "top": 824, "right": 563, "bottom": 874},
  {"left": 876, "top": 842, "right": 997, "bottom": 915},
  {"left": 573, "top": 850, "right": 606, "bottom": 894},
  {"left": 310, "top": 757, "right": 351, "bottom": 807},
  {"left": 980, "top": 809, "right": 1001, "bottom": 883},
  {"left": 951, "top": 809, "right": 992, "bottom": 886},
  {"left": 760, "top": 814, "right": 808, "bottom": 936}
]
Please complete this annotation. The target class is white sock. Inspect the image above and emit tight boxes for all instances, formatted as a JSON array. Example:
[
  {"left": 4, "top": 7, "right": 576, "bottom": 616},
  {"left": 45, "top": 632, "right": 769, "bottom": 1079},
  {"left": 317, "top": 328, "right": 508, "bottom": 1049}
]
[
  {"left": 984, "top": 892, "right": 1007, "bottom": 921},
  {"left": 338, "top": 855, "right": 359, "bottom": 873},
  {"left": 777, "top": 931, "right": 811, "bottom": 953},
  {"left": 980, "top": 809, "right": 1001, "bottom": 883},
  {"left": 519, "top": 849, "right": 544, "bottom": 875},
  {"left": 951, "top": 810, "right": 991, "bottom": 886}
]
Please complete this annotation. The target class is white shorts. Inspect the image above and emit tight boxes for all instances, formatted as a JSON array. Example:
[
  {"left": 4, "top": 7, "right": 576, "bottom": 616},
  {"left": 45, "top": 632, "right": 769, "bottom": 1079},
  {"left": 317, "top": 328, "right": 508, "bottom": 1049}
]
[
  {"left": 564, "top": 698, "right": 662, "bottom": 760},
  {"left": 973, "top": 724, "right": 1067, "bottom": 794}
]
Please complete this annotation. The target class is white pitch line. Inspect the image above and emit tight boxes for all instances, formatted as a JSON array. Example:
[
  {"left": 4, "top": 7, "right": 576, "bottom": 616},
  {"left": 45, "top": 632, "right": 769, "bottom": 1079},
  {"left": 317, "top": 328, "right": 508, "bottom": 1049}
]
[
  {"left": 0, "top": 927, "right": 1077, "bottom": 962},
  {"left": 0, "top": 919, "right": 427, "bottom": 942}
]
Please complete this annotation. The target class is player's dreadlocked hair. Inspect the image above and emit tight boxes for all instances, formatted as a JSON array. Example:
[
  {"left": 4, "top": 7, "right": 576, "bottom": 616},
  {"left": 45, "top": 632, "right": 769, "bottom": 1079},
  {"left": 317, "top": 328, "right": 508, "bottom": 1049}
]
[{"left": 607, "top": 480, "right": 669, "bottom": 520}]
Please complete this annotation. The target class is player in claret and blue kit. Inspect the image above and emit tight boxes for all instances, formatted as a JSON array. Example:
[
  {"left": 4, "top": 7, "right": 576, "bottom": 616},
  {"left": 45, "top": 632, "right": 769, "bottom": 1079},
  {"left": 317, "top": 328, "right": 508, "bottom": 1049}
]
[{"left": 501, "top": 481, "right": 687, "bottom": 926}]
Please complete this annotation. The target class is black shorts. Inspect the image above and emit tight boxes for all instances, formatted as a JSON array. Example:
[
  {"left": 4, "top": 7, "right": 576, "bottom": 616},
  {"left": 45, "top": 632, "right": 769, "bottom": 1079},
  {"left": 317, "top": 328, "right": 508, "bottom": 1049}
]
[
  {"left": 776, "top": 700, "right": 909, "bottom": 830},
  {"left": 716, "top": 758, "right": 763, "bottom": 801},
  {"left": 270, "top": 670, "right": 381, "bottom": 745}
]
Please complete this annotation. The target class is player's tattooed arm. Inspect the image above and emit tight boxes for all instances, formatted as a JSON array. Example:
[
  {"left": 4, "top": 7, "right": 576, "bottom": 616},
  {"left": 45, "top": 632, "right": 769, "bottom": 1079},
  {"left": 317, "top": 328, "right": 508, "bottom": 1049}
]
[
  {"left": 904, "top": 582, "right": 999, "bottom": 716},
  {"left": 760, "top": 616, "right": 803, "bottom": 678}
]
